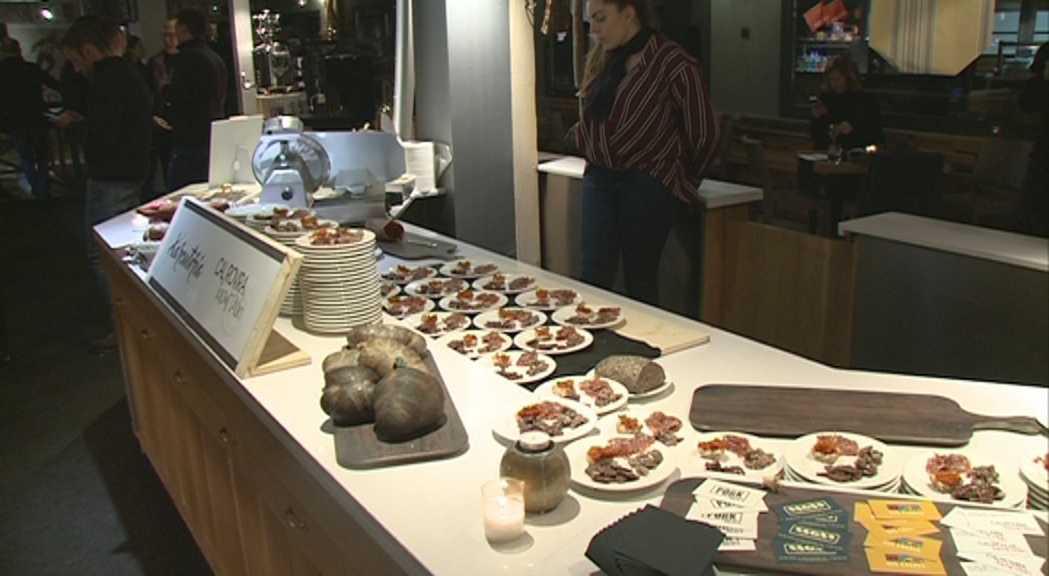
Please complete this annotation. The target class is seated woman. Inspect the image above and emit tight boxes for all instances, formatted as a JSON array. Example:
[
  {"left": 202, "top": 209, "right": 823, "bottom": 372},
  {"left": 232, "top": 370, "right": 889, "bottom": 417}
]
[
  {"left": 803, "top": 54, "right": 883, "bottom": 231},
  {"left": 810, "top": 55, "right": 883, "bottom": 151}
]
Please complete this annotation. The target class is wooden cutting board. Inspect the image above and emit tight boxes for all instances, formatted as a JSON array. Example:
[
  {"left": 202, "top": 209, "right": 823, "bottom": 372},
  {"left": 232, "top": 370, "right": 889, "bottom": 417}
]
[
  {"left": 377, "top": 233, "right": 459, "bottom": 260},
  {"left": 690, "top": 384, "right": 1047, "bottom": 446},
  {"left": 612, "top": 305, "right": 710, "bottom": 355},
  {"left": 333, "top": 356, "right": 468, "bottom": 469}
]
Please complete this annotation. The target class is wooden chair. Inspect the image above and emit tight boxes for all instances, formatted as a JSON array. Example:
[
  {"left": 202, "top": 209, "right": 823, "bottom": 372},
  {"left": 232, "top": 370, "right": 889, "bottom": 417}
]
[
  {"left": 940, "top": 137, "right": 1030, "bottom": 223},
  {"left": 741, "top": 135, "right": 824, "bottom": 233},
  {"left": 861, "top": 147, "right": 945, "bottom": 218}
]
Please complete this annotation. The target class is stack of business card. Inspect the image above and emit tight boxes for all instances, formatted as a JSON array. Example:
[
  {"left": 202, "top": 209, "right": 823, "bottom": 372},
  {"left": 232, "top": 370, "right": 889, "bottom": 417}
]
[
  {"left": 687, "top": 480, "right": 769, "bottom": 552},
  {"left": 585, "top": 505, "right": 724, "bottom": 576},
  {"left": 856, "top": 499, "right": 946, "bottom": 574},
  {"left": 942, "top": 507, "right": 1047, "bottom": 576},
  {"left": 771, "top": 497, "right": 852, "bottom": 564}
]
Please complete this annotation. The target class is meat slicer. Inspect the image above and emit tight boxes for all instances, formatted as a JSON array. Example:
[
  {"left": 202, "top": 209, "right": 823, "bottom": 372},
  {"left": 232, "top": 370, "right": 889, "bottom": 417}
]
[
  {"left": 253, "top": 116, "right": 328, "bottom": 208},
  {"left": 250, "top": 116, "right": 404, "bottom": 224}
]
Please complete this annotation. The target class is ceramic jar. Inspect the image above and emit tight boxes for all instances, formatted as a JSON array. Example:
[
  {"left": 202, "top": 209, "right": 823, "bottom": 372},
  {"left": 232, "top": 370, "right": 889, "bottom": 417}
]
[{"left": 499, "top": 431, "right": 571, "bottom": 514}]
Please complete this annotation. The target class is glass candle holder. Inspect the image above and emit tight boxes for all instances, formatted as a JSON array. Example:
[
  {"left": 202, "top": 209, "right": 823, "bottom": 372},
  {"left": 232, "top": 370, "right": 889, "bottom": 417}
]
[{"left": 481, "top": 478, "right": 525, "bottom": 543}]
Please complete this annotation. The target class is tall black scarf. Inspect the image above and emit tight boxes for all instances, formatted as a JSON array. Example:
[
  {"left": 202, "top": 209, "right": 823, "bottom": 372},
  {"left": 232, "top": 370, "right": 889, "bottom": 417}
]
[{"left": 585, "top": 28, "right": 652, "bottom": 122}]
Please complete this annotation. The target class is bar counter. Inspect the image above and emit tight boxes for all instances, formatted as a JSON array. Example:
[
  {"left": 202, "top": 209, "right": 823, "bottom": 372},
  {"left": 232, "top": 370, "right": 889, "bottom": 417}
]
[{"left": 95, "top": 205, "right": 1048, "bottom": 575}]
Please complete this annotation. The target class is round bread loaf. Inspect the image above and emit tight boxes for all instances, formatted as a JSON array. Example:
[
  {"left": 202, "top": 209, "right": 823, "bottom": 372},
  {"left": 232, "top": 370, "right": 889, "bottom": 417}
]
[
  {"left": 372, "top": 367, "right": 446, "bottom": 442},
  {"left": 346, "top": 324, "right": 427, "bottom": 356},
  {"left": 321, "top": 366, "right": 380, "bottom": 426},
  {"left": 357, "top": 337, "right": 430, "bottom": 377},
  {"left": 322, "top": 348, "right": 359, "bottom": 373},
  {"left": 594, "top": 355, "right": 665, "bottom": 394}
]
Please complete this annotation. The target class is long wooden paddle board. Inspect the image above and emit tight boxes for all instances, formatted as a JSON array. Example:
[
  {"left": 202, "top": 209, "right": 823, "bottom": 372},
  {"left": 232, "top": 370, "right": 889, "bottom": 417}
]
[{"left": 690, "top": 384, "right": 1047, "bottom": 446}]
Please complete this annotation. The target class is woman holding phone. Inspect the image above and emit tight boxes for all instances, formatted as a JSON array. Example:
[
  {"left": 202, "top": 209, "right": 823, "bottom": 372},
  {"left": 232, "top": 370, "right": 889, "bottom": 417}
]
[
  {"left": 810, "top": 55, "right": 883, "bottom": 150},
  {"left": 575, "top": 0, "right": 719, "bottom": 306}
]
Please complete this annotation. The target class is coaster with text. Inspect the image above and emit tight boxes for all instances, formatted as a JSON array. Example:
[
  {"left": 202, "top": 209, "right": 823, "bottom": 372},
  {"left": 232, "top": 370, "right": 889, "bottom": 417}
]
[
  {"left": 865, "top": 548, "right": 947, "bottom": 575},
  {"left": 773, "top": 538, "right": 849, "bottom": 563}
]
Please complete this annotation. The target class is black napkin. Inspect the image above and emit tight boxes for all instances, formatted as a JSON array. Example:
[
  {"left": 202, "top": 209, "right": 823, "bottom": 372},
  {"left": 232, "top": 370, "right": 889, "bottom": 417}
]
[
  {"left": 523, "top": 330, "right": 660, "bottom": 391},
  {"left": 587, "top": 505, "right": 724, "bottom": 576}
]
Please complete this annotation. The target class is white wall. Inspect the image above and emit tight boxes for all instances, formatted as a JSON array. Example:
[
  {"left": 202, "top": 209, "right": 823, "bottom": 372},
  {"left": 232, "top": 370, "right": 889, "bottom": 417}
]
[
  {"left": 412, "top": 0, "right": 520, "bottom": 256},
  {"left": 7, "top": 23, "right": 67, "bottom": 65},
  {"left": 128, "top": 0, "right": 170, "bottom": 59},
  {"left": 709, "top": 0, "right": 781, "bottom": 117}
]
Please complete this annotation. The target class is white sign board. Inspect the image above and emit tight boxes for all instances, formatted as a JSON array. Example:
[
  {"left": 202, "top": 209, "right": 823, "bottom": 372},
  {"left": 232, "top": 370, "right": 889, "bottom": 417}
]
[{"left": 147, "top": 197, "right": 306, "bottom": 376}]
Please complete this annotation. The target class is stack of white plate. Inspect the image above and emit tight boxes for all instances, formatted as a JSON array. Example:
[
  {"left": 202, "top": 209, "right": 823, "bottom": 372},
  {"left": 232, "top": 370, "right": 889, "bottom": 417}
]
[
  {"left": 782, "top": 431, "right": 903, "bottom": 493},
  {"left": 225, "top": 202, "right": 283, "bottom": 224},
  {"left": 1019, "top": 452, "right": 1048, "bottom": 510},
  {"left": 293, "top": 229, "right": 382, "bottom": 335},
  {"left": 244, "top": 212, "right": 276, "bottom": 230},
  {"left": 900, "top": 450, "right": 1029, "bottom": 509},
  {"left": 264, "top": 225, "right": 308, "bottom": 317}
]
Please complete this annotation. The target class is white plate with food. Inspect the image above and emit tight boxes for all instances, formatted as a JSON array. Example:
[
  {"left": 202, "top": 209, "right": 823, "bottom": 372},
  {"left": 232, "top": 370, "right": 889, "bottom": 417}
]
[
  {"left": 472, "top": 307, "right": 547, "bottom": 333},
  {"left": 477, "top": 350, "right": 557, "bottom": 385},
  {"left": 403, "top": 277, "right": 471, "bottom": 298},
  {"left": 783, "top": 431, "right": 901, "bottom": 491},
  {"left": 513, "top": 287, "right": 583, "bottom": 311},
  {"left": 691, "top": 431, "right": 783, "bottom": 481},
  {"left": 551, "top": 303, "right": 624, "bottom": 330},
  {"left": 380, "top": 264, "right": 439, "bottom": 285},
  {"left": 382, "top": 295, "right": 435, "bottom": 319},
  {"left": 514, "top": 326, "right": 593, "bottom": 355},
  {"left": 1019, "top": 451, "right": 1049, "bottom": 495},
  {"left": 439, "top": 259, "right": 501, "bottom": 279},
  {"left": 437, "top": 329, "right": 513, "bottom": 359},
  {"left": 225, "top": 202, "right": 288, "bottom": 219},
  {"left": 491, "top": 397, "right": 598, "bottom": 445},
  {"left": 598, "top": 409, "right": 688, "bottom": 448},
  {"left": 401, "top": 311, "right": 472, "bottom": 337},
  {"left": 472, "top": 273, "right": 538, "bottom": 294},
  {"left": 534, "top": 375, "right": 629, "bottom": 416},
  {"left": 380, "top": 282, "right": 401, "bottom": 298},
  {"left": 438, "top": 290, "right": 508, "bottom": 314},
  {"left": 588, "top": 369, "right": 673, "bottom": 401},
  {"left": 564, "top": 433, "right": 679, "bottom": 493},
  {"left": 903, "top": 450, "right": 1028, "bottom": 508}
]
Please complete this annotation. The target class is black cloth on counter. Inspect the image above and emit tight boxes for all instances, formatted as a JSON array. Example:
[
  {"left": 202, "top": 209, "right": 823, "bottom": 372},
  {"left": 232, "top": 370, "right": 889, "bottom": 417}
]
[
  {"left": 587, "top": 505, "right": 723, "bottom": 576},
  {"left": 83, "top": 56, "right": 152, "bottom": 184},
  {"left": 810, "top": 89, "right": 883, "bottom": 151},
  {"left": 166, "top": 37, "right": 227, "bottom": 148},
  {"left": 523, "top": 330, "right": 660, "bottom": 391}
]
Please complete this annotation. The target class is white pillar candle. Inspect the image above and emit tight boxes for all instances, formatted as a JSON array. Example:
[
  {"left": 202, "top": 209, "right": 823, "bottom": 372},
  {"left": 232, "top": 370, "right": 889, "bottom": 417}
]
[{"left": 482, "top": 478, "right": 525, "bottom": 543}]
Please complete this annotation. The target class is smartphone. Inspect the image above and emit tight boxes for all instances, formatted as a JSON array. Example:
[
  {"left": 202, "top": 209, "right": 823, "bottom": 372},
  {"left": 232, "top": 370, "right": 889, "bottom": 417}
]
[{"left": 808, "top": 95, "right": 820, "bottom": 103}]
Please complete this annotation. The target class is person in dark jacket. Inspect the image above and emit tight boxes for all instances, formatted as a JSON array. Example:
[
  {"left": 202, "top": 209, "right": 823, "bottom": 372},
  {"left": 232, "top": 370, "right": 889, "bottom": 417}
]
[
  {"left": 126, "top": 34, "right": 163, "bottom": 202},
  {"left": 59, "top": 58, "right": 91, "bottom": 188},
  {"left": 804, "top": 54, "right": 883, "bottom": 232},
  {"left": 810, "top": 55, "right": 884, "bottom": 151},
  {"left": 149, "top": 18, "right": 179, "bottom": 189},
  {"left": 1011, "top": 43, "right": 1048, "bottom": 238},
  {"left": 0, "top": 39, "right": 61, "bottom": 199},
  {"left": 165, "top": 8, "right": 227, "bottom": 191},
  {"left": 54, "top": 16, "right": 152, "bottom": 352}
]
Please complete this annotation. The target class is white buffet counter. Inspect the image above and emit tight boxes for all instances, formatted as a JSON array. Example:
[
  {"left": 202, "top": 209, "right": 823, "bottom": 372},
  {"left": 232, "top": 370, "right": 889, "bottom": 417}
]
[
  {"left": 96, "top": 207, "right": 1048, "bottom": 575},
  {"left": 841, "top": 212, "right": 1048, "bottom": 386}
]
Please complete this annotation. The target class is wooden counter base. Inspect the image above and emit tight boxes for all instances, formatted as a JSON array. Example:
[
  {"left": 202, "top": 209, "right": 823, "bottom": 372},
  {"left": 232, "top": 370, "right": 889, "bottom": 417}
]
[{"left": 99, "top": 237, "right": 421, "bottom": 576}]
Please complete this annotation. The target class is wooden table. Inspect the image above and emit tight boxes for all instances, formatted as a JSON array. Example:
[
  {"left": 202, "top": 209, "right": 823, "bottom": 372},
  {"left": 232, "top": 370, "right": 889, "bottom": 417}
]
[{"left": 797, "top": 151, "right": 870, "bottom": 236}]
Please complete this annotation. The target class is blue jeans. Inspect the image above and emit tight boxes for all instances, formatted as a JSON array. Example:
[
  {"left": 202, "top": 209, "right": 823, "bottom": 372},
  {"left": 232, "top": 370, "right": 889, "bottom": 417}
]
[
  {"left": 167, "top": 145, "right": 209, "bottom": 192},
  {"left": 86, "top": 179, "right": 142, "bottom": 330},
  {"left": 580, "top": 165, "right": 682, "bottom": 306},
  {"left": 10, "top": 128, "right": 51, "bottom": 199}
]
